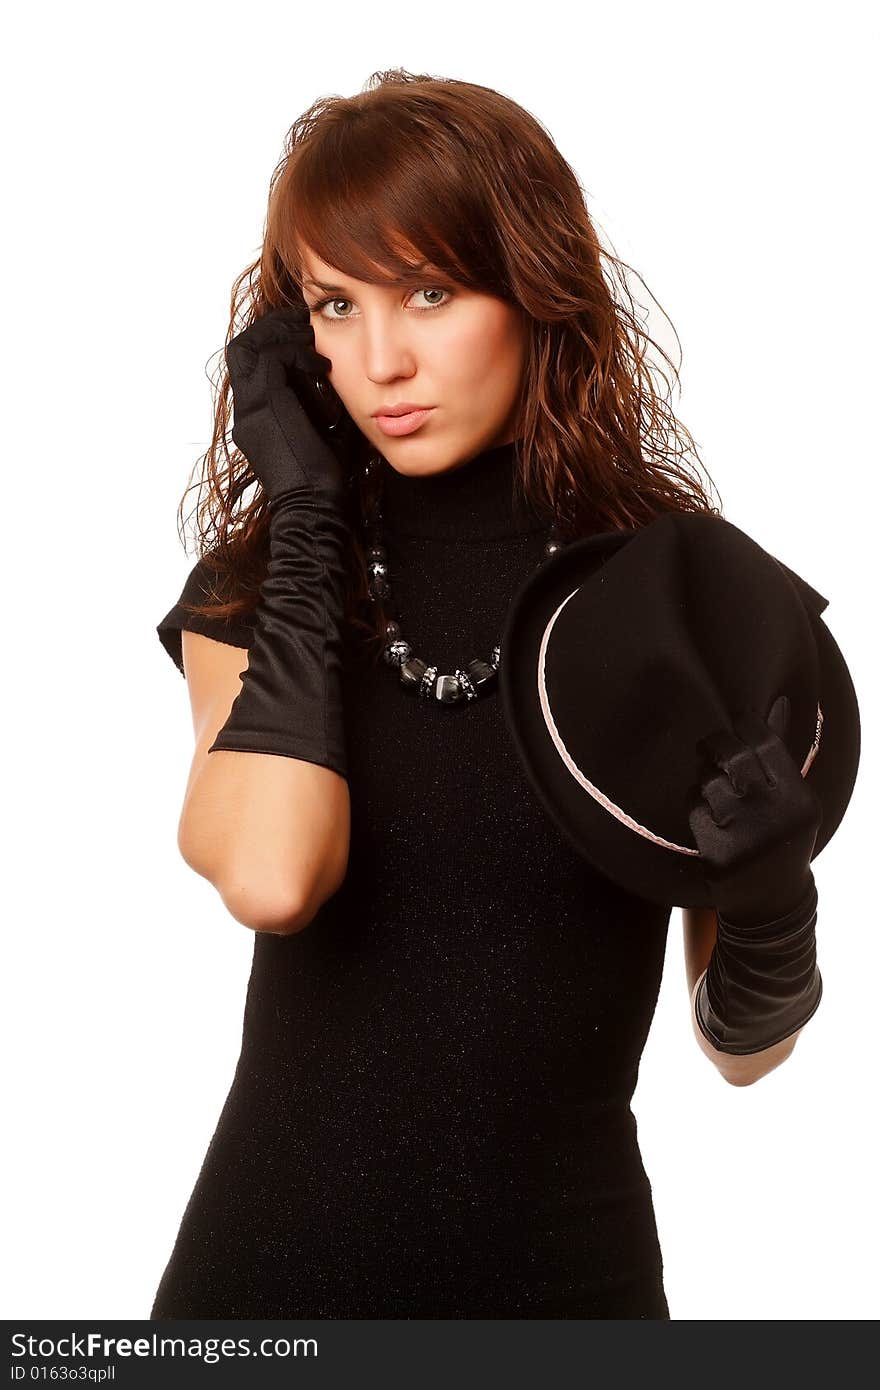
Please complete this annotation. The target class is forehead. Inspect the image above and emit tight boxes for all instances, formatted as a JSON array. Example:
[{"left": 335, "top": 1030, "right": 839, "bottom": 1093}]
[
  {"left": 299, "top": 248, "right": 356, "bottom": 287},
  {"left": 298, "top": 239, "right": 446, "bottom": 291}
]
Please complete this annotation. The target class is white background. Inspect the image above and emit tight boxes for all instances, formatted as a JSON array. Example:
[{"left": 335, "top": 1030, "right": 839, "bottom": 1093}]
[{"left": 3, "top": 0, "right": 876, "bottom": 1322}]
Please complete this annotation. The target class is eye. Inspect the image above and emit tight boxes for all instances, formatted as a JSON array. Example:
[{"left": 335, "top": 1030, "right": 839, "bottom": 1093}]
[
  {"left": 410, "top": 288, "right": 450, "bottom": 309},
  {"left": 308, "top": 287, "right": 453, "bottom": 321},
  {"left": 312, "top": 296, "right": 355, "bottom": 321}
]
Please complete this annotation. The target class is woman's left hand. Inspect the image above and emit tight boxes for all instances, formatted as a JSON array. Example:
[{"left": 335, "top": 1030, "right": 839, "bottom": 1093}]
[{"left": 687, "top": 694, "right": 823, "bottom": 926}]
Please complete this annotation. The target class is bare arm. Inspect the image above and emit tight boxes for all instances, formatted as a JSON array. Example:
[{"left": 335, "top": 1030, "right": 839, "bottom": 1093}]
[
  {"left": 683, "top": 906, "right": 801, "bottom": 1086},
  {"left": 176, "top": 629, "right": 350, "bottom": 936}
]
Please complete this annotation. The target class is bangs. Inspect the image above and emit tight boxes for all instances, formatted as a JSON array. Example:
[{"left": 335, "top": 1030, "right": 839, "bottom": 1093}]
[{"left": 271, "top": 124, "right": 509, "bottom": 298}]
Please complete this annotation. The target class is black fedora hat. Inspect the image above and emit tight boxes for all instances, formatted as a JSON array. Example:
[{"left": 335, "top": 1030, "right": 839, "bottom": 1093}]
[{"left": 498, "top": 511, "right": 861, "bottom": 908}]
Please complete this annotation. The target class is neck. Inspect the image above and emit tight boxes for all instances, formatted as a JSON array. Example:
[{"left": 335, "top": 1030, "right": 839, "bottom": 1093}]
[{"left": 378, "top": 437, "right": 550, "bottom": 542}]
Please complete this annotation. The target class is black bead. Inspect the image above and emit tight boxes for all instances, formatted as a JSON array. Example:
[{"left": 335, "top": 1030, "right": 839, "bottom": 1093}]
[
  {"left": 434, "top": 673, "right": 466, "bottom": 704},
  {"left": 399, "top": 657, "right": 428, "bottom": 692},
  {"left": 466, "top": 658, "right": 497, "bottom": 693}
]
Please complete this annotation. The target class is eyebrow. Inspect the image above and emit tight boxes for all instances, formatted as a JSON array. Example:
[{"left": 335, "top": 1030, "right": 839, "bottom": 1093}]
[
  {"left": 302, "top": 277, "right": 348, "bottom": 292},
  {"left": 302, "top": 261, "right": 443, "bottom": 294}
]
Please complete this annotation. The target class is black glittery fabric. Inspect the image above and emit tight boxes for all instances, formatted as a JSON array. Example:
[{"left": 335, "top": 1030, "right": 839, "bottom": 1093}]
[{"left": 151, "top": 439, "right": 672, "bottom": 1319}]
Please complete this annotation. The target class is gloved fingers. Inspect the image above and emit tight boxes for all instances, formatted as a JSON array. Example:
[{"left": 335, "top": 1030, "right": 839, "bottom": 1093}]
[
  {"left": 260, "top": 339, "right": 333, "bottom": 376},
  {"left": 687, "top": 795, "right": 727, "bottom": 848},
  {"left": 731, "top": 704, "right": 803, "bottom": 793},
  {"left": 228, "top": 339, "right": 328, "bottom": 397},
  {"left": 236, "top": 305, "right": 311, "bottom": 351},
  {"left": 695, "top": 771, "right": 742, "bottom": 826},
  {"left": 685, "top": 752, "right": 741, "bottom": 834},
  {"left": 687, "top": 780, "right": 785, "bottom": 871},
  {"left": 695, "top": 725, "right": 768, "bottom": 804},
  {"left": 226, "top": 306, "right": 327, "bottom": 394}
]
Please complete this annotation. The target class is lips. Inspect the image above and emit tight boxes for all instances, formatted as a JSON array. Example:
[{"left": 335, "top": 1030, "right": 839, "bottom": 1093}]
[
  {"left": 372, "top": 402, "right": 431, "bottom": 417},
  {"left": 374, "top": 407, "right": 435, "bottom": 437}
]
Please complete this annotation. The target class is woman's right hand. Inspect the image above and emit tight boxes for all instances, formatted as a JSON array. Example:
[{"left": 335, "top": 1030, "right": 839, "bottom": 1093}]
[{"left": 225, "top": 304, "right": 349, "bottom": 507}]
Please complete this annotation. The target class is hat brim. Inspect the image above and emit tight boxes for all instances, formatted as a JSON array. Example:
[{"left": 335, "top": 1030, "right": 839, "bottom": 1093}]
[{"left": 499, "top": 531, "right": 861, "bottom": 908}]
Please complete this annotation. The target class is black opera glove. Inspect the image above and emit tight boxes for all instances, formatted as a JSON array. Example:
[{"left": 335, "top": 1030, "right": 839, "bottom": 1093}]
[
  {"left": 208, "top": 306, "right": 352, "bottom": 780},
  {"left": 686, "top": 695, "right": 824, "bottom": 1056},
  {"left": 225, "top": 303, "right": 345, "bottom": 506}
]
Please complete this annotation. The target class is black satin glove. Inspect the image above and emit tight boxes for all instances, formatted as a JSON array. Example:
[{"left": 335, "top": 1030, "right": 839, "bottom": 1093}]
[
  {"left": 207, "top": 305, "right": 352, "bottom": 780},
  {"left": 688, "top": 695, "right": 822, "bottom": 926},
  {"left": 225, "top": 303, "right": 347, "bottom": 508},
  {"left": 687, "top": 695, "right": 824, "bottom": 1055}
]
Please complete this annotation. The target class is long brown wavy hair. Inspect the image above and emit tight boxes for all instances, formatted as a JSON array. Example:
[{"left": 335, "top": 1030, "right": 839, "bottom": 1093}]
[{"left": 174, "top": 68, "right": 722, "bottom": 669}]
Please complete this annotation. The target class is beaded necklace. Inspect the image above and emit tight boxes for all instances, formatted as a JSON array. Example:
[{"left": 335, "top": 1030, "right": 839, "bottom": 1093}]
[{"left": 361, "top": 455, "right": 564, "bottom": 705}]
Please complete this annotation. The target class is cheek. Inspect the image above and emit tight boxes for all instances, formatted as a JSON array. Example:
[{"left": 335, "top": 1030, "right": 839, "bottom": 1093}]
[
  {"left": 445, "top": 304, "right": 524, "bottom": 383},
  {"left": 311, "top": 324, "right": 352, "bottom": 389},
  {"left": 310, "top": 317, "right": 332, "bottom": 359}
]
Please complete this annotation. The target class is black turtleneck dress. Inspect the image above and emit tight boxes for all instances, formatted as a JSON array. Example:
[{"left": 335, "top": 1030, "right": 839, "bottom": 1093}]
[{"left": 151, "top": 440, "right": 672, "bottom": 1319}]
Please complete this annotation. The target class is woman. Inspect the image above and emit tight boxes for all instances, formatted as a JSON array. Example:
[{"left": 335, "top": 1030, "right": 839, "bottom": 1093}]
[{"left": 151, "top": 69, "right": 722, "bottom": 1319}]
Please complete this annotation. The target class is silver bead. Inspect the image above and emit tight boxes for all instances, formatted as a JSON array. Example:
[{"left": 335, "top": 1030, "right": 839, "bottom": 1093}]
[
  {"left": 419, "top": 664, "right": 439, "bottom": 698},
  {"left": 454, "top": 668, "right": 479, "bottom": 701},
  {"left": 384, "top": 638, "right": 411, "bottom": 667},
  {"left": 369, "top": 566, "right": 390, "bottom": 600}
]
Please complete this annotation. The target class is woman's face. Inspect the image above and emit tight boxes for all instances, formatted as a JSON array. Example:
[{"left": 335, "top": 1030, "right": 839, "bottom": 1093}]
[{"left": 298, "top": 246, "right": 528, "bottom": 475}]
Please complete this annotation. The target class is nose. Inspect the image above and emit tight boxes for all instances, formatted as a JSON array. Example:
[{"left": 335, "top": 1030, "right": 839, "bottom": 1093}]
[{"left": 362, "top": 312, "right": 418, "bottom": 384}]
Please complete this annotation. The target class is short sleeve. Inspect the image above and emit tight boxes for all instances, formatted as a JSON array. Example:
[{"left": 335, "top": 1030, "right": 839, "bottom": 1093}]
[{"left": 156, "top": 552, "right": 257, "bottom": 677}]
